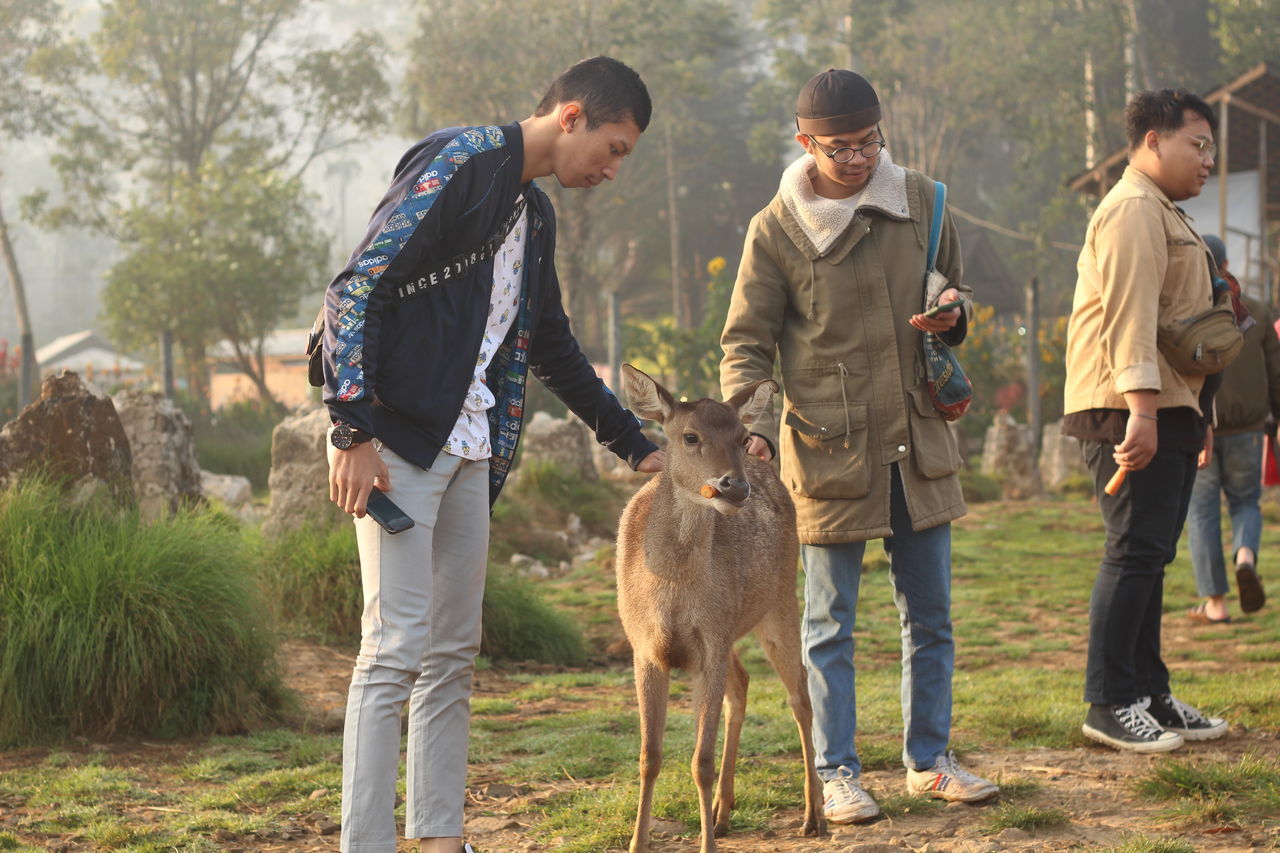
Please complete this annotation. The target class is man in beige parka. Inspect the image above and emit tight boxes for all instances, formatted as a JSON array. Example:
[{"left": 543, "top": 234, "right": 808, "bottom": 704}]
[{"left": 719, "top": 69, "right": 997, "bottom": 825}]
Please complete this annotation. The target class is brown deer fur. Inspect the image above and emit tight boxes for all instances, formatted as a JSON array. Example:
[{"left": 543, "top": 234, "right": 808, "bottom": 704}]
[{"left": 615, "top": 364, "right": 825, "bottom": 853}]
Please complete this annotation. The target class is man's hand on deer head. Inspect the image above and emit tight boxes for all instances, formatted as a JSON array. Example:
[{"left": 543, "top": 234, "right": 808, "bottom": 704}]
[
  {"left": 745, "top": 435, "right": 773, "bottom": 462},
  {"left": 637, "top": 449, "right": 666, "bottom": 473}
]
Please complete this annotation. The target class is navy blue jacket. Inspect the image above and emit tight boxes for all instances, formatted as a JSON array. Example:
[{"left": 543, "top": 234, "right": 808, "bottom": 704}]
[{"left": 319, "top": 122, "right": 656, "bottom": 503}]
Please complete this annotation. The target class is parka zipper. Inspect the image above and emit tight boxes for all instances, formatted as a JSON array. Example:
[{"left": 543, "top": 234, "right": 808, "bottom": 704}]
[{"left": 837, "top": 362, "right": 851, "bottom": 449}]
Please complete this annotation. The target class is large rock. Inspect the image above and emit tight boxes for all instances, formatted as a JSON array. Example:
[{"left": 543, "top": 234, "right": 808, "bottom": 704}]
[
  {"left": 263, "top": 407, "right": 347, "bottom": 539},
  {"left": 112, "top": 388, "right": 203, "bottom": 518},
  {"left": 517, "top": 411, "right": 598, "bottom": 481},
  {"left": 980, "top": 412, "right": 1042, "bottom": 500},
  {"left": 201, "top": 470, "right": 253, "bottom": 509},
  {"left": 1040, "top": 419, "right": 1088, "bottom": 490},
  {"left": 0, "top": 370, "right": 134, "bottom": 506}
]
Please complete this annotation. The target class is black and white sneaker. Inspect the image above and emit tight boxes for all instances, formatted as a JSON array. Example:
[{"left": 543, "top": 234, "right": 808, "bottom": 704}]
[
  {"left": 1145, "top": 693, "right": 1229, "bottom": 741},
  {"left": 1082, "top": 699, "right": 1184, "bottom": 753}
]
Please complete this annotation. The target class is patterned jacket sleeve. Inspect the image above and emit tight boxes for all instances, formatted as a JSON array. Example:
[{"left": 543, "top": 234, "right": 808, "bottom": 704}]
[{"left": 321, "top": 131, "right": 490, "bottom": 432}]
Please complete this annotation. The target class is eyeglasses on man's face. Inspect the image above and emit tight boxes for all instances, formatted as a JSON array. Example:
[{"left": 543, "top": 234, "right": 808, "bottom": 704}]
[
  {"left": 1182, "top": 132, "right": 1217, "bottom": 160},
  {"left": 806, "top": 133, "right": 885, "bottom": 163}
]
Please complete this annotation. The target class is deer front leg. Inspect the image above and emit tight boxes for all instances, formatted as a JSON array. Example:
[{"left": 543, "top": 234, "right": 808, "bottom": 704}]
[
  {"left": 757, "top": 611, "right": 828, "bottom": 838},
  {"left": 691, "top": 659, "right": 729, "bottom": 853},
  {"left": 713, "top": 650, "right": 748, "bottom": 837},
  {"left": 629, "top": 657, "right": 670, "bottom": 853}
]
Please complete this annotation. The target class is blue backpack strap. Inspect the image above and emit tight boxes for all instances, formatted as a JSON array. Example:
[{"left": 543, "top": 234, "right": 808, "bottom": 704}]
[{"left": 926, "top": 179, "right": 947, "bottom": 273}]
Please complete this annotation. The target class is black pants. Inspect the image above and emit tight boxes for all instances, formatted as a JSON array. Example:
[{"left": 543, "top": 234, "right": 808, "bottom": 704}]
[{"left": 1081, "top": 441, "right": 1199, "bottom": 705}]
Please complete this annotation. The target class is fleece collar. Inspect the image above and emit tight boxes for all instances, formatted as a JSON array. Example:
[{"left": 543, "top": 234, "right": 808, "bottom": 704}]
[{"left": 778, "top": 148, "right": 911, "bottom": 257}]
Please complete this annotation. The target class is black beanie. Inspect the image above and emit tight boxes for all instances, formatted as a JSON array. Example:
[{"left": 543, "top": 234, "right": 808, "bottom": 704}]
[{"left": 796, "top": 69, "right": 881, "bottom": 136}]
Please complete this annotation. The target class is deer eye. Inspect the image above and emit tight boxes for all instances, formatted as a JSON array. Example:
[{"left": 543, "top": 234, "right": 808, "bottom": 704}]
[{"left": 682, "top": 433, "right": 699, "bottom": 445}]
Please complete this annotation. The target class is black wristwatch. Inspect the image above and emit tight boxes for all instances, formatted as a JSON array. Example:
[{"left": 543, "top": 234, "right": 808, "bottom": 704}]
[{"left": 330, "top": 421, "right": 374, "bottom": 450}]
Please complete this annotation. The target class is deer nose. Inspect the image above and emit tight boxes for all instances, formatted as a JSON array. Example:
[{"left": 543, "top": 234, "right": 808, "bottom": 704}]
[{"left": 716, "top": 475, "right": 751, "bottom": 504}]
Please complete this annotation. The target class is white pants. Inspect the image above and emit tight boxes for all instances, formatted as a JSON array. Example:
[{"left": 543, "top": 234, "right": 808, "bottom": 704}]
[{"left": 335, "top": 447, "right": 490, "bottom": 852}]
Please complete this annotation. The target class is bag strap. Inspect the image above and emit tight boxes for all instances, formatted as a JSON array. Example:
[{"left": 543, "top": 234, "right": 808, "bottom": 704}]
[{"left": 926, "top": 179, "right": 947, "bottom": 274}]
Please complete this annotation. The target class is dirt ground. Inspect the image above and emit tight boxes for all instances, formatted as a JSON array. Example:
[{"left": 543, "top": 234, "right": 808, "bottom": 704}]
[{"left": 267, "top": 641, "right": 1280, "bottom": 853}]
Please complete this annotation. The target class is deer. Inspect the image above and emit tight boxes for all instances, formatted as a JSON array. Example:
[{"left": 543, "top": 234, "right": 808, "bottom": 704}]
[{"left": 614, "top": 363, "right": 825, "bottom": 853}]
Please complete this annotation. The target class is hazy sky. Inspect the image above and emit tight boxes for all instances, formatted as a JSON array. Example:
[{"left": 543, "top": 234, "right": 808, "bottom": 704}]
[{"left": 0, "top": 0, "right": 414, "bottom": 359}]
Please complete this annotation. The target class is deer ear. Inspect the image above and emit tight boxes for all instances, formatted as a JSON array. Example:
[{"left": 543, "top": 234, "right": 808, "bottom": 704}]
[
  {"left": 621, "top": 363, "right": 674, "bottom": 424},
  {"left": 728, "top": 379, "right": 778, "bottom": 426}
]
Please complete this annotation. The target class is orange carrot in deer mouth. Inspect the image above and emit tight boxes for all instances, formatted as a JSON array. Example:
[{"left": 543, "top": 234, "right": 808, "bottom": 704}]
[{"left": 699, "top": 484, "right": 720, "bottom": 499}]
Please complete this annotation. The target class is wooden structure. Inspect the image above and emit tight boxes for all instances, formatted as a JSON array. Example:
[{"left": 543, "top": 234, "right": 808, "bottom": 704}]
[{"left": 1069, "top": 62, "right": 1280, "bottom": 301}]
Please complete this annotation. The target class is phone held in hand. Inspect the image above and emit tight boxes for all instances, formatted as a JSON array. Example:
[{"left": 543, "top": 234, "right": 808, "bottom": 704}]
[
  {"left": 922, "top": 299, "right": 963, "bottom": 318},
  {"left": 365, "top": 490, "right": 415, "bottom": 534}
]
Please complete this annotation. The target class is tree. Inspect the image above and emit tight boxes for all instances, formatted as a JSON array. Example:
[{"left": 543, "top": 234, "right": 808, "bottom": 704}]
[
  {"left": 402, "top": 0, "right": 763, "bottom": 353},
  {"left": 0, "top": 0, "right": 61, "bottom": 409},
  {"left": 28, "top": 0, "right": 387, "bottom": 405},
  {"left": 1209, "top": 0, "right": 1280, "bottom": 74},
  {"left": 103, "top": 154, "right": 327, "bottom": 406}
]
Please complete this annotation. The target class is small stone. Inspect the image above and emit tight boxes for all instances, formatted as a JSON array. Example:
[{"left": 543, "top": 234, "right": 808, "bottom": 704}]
[
  {"left": 510, "top": 553, "right": 536, "bottom": 569},
  {"left": 761, "top": 829, "right": 777, "bottom": 839},
  {"left": 212, "top": 829, "right": 237, "bottom": 842},
  {"left": 465, "top": 815, "right": 521, "bottom": 833},
  {"left": 995, "top": 827, "right": 1030, "bottom": 841},
  {"left": 649, "top": 818, "right": 687, "bottom": 835},
  {"left": 316, "top": 818, "right": 340, "bottom": 836},
  {"left": 483, "top": 782, "right": 516, "bottom": 799},
  {"left": 308, "top": 788, "right": 331, "bottom": 800}
]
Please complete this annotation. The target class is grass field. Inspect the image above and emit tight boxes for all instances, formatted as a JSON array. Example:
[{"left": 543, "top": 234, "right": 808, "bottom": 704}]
[{"left": 1, "top": 495, "right": 1278, "bottom": 852}]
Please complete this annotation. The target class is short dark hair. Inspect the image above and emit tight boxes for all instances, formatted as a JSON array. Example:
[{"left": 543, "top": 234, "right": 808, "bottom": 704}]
[
  {"left": 534, "top": 56, "right": 652, "bottom": 132},
  {"left": 1125, "top": 88, "right": 1218, "bottom": 150}
]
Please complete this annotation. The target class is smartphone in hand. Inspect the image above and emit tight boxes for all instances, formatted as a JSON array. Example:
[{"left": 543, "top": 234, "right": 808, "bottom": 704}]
[
  {"left": 365, "top": 490, "right": 415, "bottom": 534},
  {"left": 922, "top": 299, "right": 964, "bottom": 318}
]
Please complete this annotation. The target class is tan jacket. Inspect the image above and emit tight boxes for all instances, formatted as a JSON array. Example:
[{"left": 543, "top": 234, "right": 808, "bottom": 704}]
[
  {"left": 720, "top": 151, "right": 972, "bottom": 544},
  {"left": 1065, "top": 166, "right": 1212, "bottom": 415}
]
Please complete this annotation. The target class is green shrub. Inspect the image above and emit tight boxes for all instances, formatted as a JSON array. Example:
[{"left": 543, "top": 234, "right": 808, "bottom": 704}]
[
  {"left": 257, "top": 521, "right": 586, "bottom": 666},
  {"left": 256, "top": 524, "right": 363, "bottom": 643},
  {"left": 960, "top": 467, "right": 1002, "bottom": 503},
  {"left": 0, "top": 477, "right": 285, "bottom": 746},
  {"left": 1053, "top": 473, "right": 1095, "bottom": 499},
  {"left": 481, "top": 567, "right": 586, "bottom": 665},
  {"left": 184, "top": 397, "right": 283, "bottom": 492},
  {"left": 508, "top": 458, "right": 630, "bottom": 533}
]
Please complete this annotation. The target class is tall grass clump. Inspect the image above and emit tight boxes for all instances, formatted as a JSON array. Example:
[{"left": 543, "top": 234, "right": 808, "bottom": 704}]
[
  {"left": 508, "top": 458, "right": 630, "bottom": 532},
  {"left": 256, "top": 523, "right": 363, "bottom": 642},
  {"left": 185, "top": 397, "right": 282, "bottom": 492},
  {"left": 0, "top": 477, "right": 284, "bottom": 746},
  {"left": 256, "top": 520, "right": 586, "bottom": 665},
  {"left": 482, "top": 567, "right": 586, "bottom": 665}
]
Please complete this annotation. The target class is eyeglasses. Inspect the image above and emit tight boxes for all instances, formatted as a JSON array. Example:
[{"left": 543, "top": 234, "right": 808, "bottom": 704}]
[
  {"left": 806, "top": 133, "right": 885, "bottom": 164},
  {"left": 1183, "top": 132, "right": 1218, "bottom": 160}
]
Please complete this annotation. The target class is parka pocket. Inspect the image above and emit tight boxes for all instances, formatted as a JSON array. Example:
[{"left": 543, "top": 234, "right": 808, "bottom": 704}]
[
  {"left": 907, "top": 385, "right": 962, "bottom": 479},
  {"left": 780, "top": 401, "right": 870, "bottom": 499}
]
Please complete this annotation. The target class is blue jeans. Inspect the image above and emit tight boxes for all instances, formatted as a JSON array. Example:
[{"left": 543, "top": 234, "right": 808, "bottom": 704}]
[
  {"left": 801, "top": 464, "right": 953, "bottom": 779},
  {"left": 1187, "top": 431, "right": 1263, "bottom": 597}
]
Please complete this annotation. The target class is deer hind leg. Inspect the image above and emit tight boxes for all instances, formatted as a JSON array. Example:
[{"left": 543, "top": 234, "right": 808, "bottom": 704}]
[
  {"left": 629, "top": 657, "right": 670, "bottom": 853},
  {"left": 756, "top": 605, "right": 828, "bottom": 838},
  {"left": 690, "top": 657, "right": 729, "bottom": 853},
  {"left": 713, "top": 649, "right": 748, "bottom": 837}
]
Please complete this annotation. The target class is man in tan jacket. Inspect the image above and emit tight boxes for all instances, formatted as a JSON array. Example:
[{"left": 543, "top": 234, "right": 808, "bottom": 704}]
[
  {"left": 720, "top": 69, "right": 996, "bottom": 825},
  {"left": 1064, "top": 88, "right": 1230, "bottom": 754}
]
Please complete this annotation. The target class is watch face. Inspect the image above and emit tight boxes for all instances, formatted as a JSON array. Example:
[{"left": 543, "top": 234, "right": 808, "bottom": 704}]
[{"left": 331, "top": 424, "right": 355, "bottom": 450}]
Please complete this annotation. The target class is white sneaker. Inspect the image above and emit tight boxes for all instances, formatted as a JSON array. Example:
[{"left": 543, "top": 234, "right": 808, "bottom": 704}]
[
  {"left": 822, "top": 765, "right": 880, "bottom": 823},
  {"left": 906, "top": 750, "right": 999, "bottom": 802}
]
